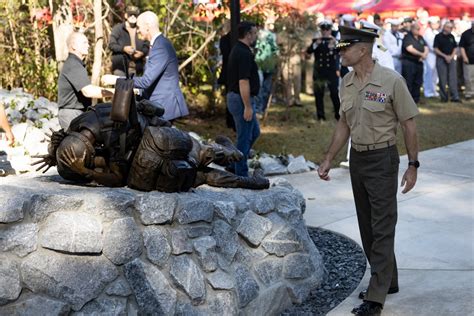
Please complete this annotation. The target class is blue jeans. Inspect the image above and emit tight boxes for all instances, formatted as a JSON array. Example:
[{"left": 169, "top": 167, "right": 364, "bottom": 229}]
[
  {"left": 256, "top": 71, "right": 273, "bottom": 114},
  {"left": 227, "top": 92, "right": 260, "bottom": 177}
]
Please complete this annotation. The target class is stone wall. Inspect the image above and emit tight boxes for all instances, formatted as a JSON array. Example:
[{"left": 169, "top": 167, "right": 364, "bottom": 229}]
[{"left": 0, "top": 174, "right": 324, "bottom": 315}]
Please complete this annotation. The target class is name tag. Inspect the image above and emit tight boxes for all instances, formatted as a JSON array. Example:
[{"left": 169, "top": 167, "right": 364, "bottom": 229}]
[{"left": 365, "top": 91, "right": 387, "bottom": 103}]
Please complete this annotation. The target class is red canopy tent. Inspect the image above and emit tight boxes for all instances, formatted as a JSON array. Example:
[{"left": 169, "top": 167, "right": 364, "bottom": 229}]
[{"left": 307, "top": 0, "right": 474, "bottom": 17}]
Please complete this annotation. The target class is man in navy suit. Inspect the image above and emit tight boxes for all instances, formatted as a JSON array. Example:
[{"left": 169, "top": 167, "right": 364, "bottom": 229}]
[{"left": 103, "top": 11, "right": 188, "bottom": 121}]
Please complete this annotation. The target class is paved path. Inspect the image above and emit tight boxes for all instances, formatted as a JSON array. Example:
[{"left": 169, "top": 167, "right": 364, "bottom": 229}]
[{"left": 281, "top": 140, "right": 474, "bottom": 316}]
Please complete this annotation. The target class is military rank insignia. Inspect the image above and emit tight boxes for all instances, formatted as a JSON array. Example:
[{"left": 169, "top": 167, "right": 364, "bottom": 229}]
[{"left": 365, "top": 91, "right": 387, "bottom": 103}]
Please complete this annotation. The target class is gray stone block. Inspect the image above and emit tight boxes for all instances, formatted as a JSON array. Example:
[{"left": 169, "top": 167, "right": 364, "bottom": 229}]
[
  {"left": 286, "top": 279, "right": 312, "bottom": 304},
  {"left": 175, "top": 302, "right": 206, "bottom": 316},
  {"left": 21, "top": 250, "right": 118, "bottom": 311},
  {"left": 0, "top": 258, "right": 21, "bottom": 305},
  {"left": 213, "top": 201, "right": 236, "bottom": 223},
  {"left": 261, "top": 227, "right": 303, "bottom": 257},
  {"left": 103, "top": 217, "right": 142, "bottom": 265},
  {"left": 235, "top": 240, "right": 268, "bottom": 263},
  {"left": 193, "top": 236, "right": 218, "bottom": 272},
  {"left": 0, "top": 223, "right": 38, "bottom": 257},
  {"left": 253, "top": 258, "right": 284, "bottom": 287},
  {"left": 187, "top": 224, "right": 212, "bottom": 239},
  {"left": 243, "top": 282, "right": 292, "bottom": 316},
  {"left": 170, "top": 228, "right": 193, "bottom": 255},
  {"left": 213, "top": 220, "right": 238, "bottom": 263},
  {"left": 124, "top": 258, "right": 176, "bottom": 315},
  {"left": 175, "top": 195, "right": 214, "bottom": 224},
  {"left": 26, "top": 194, "right": 83, "bottom": 222},
  {"left": 284, "top": 253, "right": 315, "bottom": 279},
  {"left": 236, "top": 211, "right": 272, "bottom": 246},
  {"left": 39, "top": 212, "right": 102, "bottom": 254},
  {"left": 206, "top": 270, "right": 234, "bottom": 290},
  {"left": 82, "top": 190, "right": 135, "bottom": 220},
  {"left": 143, "top": 226, "right": 171, "bottom": 267},
  {"left": 208, "top": 291, "right": 238, "bottom": 315},
  {"left": 105, "top": 277, "right": 132, "bottom": 297},
  {"left": 287, "top": 155, "right": 310, "bottom": 174},
  {"left": 0, "top": 292, "right": 70, "bottom": 315},
  {"left": 73, "top": 296, "right": 127, "bottom": 316},
  {"left": 135, "top": 192, "right": 177, "bottom": 225},
  {"left": 259, "top": 156, "right": 288, "bottom": 175},
  {"left": 234, "top": 264, "right": 259, "bottom": 308},
  {"left": 170, "top": 255, "right": 206, "bottom": 305},
  {"left": 0, "top": 187, "right": 29, "bottom": 223}
]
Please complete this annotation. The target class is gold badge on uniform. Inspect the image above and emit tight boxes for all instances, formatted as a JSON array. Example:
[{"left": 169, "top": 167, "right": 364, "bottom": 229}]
[{"left": 365, "top": 91, "right": 387, "bottom": 103}]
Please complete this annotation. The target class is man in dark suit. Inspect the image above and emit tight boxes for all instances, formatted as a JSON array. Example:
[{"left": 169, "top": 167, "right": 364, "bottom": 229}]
[{"left": 103, "top": 11, "right": 188, "bottom": 121}]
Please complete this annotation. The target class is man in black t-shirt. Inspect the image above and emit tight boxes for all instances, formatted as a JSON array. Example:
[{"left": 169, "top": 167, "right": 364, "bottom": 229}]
[
  {"left": 401, "top": 23, "right": 428, "bottom": 103},
  {"left": 226, "top": 21, "right": 260, "bottom": 177},
  {"left": 460, "top": 21, "right": 474, "bottom": 99},
  {"left": 58, "top": 32, "right": 113, "bottom": 129},
  {"left": 434, "top": 22, "right": 460, "bottom": 102}
]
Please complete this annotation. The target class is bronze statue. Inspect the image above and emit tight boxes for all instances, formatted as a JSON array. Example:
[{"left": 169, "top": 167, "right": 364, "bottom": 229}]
[{"left": 33, "top": 79, "right": 269, "bottom": 191}]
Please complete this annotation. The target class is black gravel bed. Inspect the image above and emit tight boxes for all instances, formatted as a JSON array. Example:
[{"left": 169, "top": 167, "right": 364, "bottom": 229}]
[{"left": 281, "top": 227, "right": 367, "bottom": 315}]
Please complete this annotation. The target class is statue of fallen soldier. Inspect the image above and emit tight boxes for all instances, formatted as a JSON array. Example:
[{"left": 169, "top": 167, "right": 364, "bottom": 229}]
[{"left": 33, "top": 79, "right": 269, "bottom": 191}]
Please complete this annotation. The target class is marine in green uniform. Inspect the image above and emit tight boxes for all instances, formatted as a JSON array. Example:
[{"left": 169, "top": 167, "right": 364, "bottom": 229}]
[{"left": 317, "top": 24, "right": 420, "bottom": 316}]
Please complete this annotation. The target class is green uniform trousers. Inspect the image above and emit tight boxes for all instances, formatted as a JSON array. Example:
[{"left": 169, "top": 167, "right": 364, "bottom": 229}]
[{"left": 349, "top": 145, "right": 400, "bottom": 305}]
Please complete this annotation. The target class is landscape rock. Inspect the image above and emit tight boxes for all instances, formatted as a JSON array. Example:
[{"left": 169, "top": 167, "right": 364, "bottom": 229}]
[
  {"left": 143, "top": 226, "right": 171, "bottom": 267},
  {"left": 170, "top": 255, "right": 206, "bottom": 305},
  {"left": 73, "top": 296, "right": 127, "bottom": 316},
  {"left": 0, "top": 223, "right": 38, "bottom": 257},
  {"left": 124, "top": 258, "right": 176, "bottom": 315},
  {"left": 254, "top": 258, "right": 284, "bottom": 287},
  {"left": 170, "top": 228, "right": 193, "bottom": 255},
  {"left": 26, "top": 194, "right": 84, "bottom": 222},
  {"left": 213, "top": 201, "right": 236, "bottom": 222},
  {"left": 0, "top": 187, "right": 29, "bottom": 223},
  {"left": 193, "top": 236, "right": 218, "bottom": 272},
  {"left": 206, "top": 270, "right": 234, "bottom": 290},
  {"left": 259, "top": 156, "right": 288, "bottom": 175},
  {"left": 39, "top": 212, "right": 102, "bottom": 253},
  {"left": 244, "top": 282, "right": 292, "bottom": 316},
  {"left": 234, "top": 264, "right": 260, "bottom": 308},
  {"left": 135, "top": 192, "right": 177, "bottom": 224},
  {"left": 105, "top": 277, "right": 132, "bottom": 297},
  {"left": 208, "top": 291, "right": 238, "bottom": 315},
  {"left": 284, "top": 253, "right": 316, "bottom": 279},
  {"left": 103, "top": 217, "right": 142, "bottom": 265},
  {"left": 0, "top": 292, "right": 70, "bottom": 315},
  {"left": 186, "top": 224, "right": 212, "bottom": 238},
  {"left": 236, "top": 211, "right": 272, "bottom": 246},
  {"left": 261, "top": 226, "right": 303, "bottom": 257},
  {"left": 287, "top": 155, "right": 310, "bottom": 174},
  {"left": 0, "top": 258, "right": 21, "bottom": 305},
  {"left": 175, "top": 195, "right": 214, "bottom": 224},
  {"left": 213, "top": 219, "right": 238, "bottom": 263},
  {"left": 21, "top": 250, "right": 118, "bottom": 311}
]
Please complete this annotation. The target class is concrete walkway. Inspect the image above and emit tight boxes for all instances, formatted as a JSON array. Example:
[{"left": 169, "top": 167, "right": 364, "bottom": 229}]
[{"left": 281, "top": 140, "right": 474, "bottom": 316}]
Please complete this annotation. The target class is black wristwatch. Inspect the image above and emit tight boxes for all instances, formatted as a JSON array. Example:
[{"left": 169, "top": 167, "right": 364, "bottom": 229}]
[{"left": 408, "top": 160, "right": 420, "bottom": 169}]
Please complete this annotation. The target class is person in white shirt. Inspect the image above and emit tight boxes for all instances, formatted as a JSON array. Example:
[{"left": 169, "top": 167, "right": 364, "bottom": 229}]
[
  {"left": 423, "top": 16, "right": 441, "bottom": 98},
  {"left": 383, "top": 19, "right": 404, "bottom": 73}
]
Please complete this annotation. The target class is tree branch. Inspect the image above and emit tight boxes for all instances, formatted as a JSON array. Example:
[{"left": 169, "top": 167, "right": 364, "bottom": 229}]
[{"left": 178, "top": 30, "right": 217, "bottom": 72}]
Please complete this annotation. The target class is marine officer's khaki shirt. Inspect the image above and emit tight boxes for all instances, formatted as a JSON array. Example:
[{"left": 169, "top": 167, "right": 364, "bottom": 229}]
[{"left": 340, "top": 62, "right": 419, "bottom": 145}]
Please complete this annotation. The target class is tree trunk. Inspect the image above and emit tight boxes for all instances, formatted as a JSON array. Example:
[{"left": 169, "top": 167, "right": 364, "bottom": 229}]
[
  {"left": 91, "top": 0, "right": 103, "bottom": 87},
  {"left": 51, "top": 0, "right": 73, "bottom": 72}
]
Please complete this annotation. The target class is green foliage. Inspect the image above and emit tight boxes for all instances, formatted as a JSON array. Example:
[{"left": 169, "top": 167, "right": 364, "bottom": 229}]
[{"left": 0, "top": 1, "right": 58, "bottom": 99}]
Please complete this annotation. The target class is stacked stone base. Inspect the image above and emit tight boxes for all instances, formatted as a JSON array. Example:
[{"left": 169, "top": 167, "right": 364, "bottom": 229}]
[{"left": 0, "top": 174, "right": 324, "bottom": 315}]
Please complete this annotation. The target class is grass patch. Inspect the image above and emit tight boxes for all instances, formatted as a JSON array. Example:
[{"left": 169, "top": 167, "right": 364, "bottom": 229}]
[{"left": 176, "top": 93, "right": 474, "bottom": 166}]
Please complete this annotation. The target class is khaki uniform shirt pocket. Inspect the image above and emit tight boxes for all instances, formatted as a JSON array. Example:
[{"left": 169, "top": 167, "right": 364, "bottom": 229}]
[{"left": 362, "top": 100, "right": 386, "bottom": 126}]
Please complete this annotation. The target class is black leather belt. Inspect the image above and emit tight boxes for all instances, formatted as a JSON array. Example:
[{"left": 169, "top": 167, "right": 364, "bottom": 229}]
[{"left": 351, "top": 139, "right": 396, "bottom": 152}]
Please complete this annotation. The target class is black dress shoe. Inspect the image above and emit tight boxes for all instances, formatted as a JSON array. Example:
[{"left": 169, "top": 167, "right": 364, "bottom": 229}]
[
  {"left": 358, "top": 287, "right": 399, "bottom": 300},
  {"left": 351, "top": 301, "right": 382, "bottom": 316}
]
